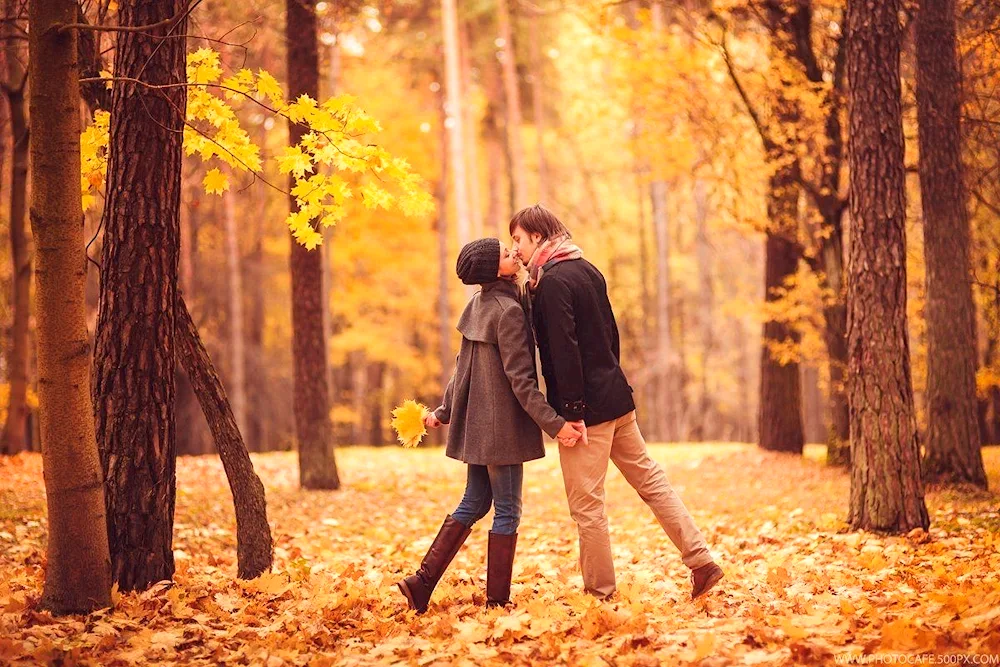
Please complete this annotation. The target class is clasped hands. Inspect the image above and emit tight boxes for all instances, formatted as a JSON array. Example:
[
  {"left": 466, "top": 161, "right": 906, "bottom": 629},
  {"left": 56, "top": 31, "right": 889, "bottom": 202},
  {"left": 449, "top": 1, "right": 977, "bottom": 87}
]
[{"left": 424, "top": 413, "right": 587, "bottom": 447}]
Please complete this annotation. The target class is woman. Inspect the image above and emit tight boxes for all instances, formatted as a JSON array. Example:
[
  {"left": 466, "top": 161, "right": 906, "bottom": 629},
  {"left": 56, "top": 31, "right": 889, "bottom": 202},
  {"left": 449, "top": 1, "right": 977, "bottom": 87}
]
[{"left": 397, "top": 238, "right": 583, "bottom": 613}]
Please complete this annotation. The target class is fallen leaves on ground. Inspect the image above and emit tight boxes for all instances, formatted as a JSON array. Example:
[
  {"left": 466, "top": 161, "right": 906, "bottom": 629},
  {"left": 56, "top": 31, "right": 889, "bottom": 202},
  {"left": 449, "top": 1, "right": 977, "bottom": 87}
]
[{"left": 2, "top": 443, "right": 999, "bottom": 665}]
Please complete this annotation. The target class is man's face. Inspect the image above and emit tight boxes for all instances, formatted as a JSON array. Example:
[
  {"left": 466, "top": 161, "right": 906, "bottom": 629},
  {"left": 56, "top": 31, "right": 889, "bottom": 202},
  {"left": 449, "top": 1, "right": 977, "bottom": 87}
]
[{"left": 511, "top": 225, "right": 542, "bottom": 265}]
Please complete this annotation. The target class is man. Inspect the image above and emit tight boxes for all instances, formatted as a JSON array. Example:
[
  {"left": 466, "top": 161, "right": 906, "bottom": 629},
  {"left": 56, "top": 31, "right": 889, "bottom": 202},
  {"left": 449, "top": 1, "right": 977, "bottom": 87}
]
[{"left": 510, "top": 204, "right": 724, "bottom": 600}]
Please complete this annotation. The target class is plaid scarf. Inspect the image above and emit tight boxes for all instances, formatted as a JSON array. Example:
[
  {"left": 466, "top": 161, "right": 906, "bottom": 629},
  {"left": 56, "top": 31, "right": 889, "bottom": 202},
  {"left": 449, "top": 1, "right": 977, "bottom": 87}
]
[{"left": 527, "top": 234, "right": 583, "bottom": 293}]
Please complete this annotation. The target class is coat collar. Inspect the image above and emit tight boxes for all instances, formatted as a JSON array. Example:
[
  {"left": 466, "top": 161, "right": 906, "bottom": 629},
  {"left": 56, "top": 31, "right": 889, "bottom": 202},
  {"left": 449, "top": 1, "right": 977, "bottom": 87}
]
[{"left": 481, "top": 279, "right": 518, "bottom": 298}]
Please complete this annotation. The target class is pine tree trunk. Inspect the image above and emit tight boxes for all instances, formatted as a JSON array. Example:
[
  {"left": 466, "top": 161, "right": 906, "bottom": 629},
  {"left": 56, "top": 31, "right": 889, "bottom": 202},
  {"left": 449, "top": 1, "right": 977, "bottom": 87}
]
[
  {"left": 28, "top": 0, "right": 112, "bottom": 614},
  {"left": 758, "top": 160, "right": 805, "bottom": 454},
  {"left": 223, "top": 188, "right": 248, "bottom": 437},
  {"left": 915, "top": 0, "right": 987, "bottom": 489},
  {"left": 287, "top": 0, "right": 339, "bottom": 489},
  {"left": 496, "top": 0, "right": 526, "bottom": 210},
  {"left": 1, "top": 10, "right": 30, "bottom": 455},
  {"left": 846, "top": 0, "right": 930, "bottom": 532},
  {"left": 176, "top": 295, "right": 272, "bottom": 578},
  {"left": 92, "top": 0, "right": 187, "bottom": 591}
]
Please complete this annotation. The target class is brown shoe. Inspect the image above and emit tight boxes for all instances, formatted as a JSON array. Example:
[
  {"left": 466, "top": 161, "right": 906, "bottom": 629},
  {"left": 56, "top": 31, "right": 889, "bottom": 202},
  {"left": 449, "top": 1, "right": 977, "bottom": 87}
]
[
  {"left": 486, "top": 531, "right": 518, "bottom": 607},
  {"left": 398, "top": 515, "right": 472, "bottom": 613},
  {"left": 691, "top": 561, "right": 724, "bottom": 600}
]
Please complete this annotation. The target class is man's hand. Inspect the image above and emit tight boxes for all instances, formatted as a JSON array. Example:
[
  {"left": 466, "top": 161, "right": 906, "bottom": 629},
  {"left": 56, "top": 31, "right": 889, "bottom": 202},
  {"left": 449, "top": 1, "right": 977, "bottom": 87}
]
[
  {"left": 424, "top": 413, "right": 442, "bottom": 429},
  {"left": 557, "top": 421, "right": 584, "bottom": 447},
  {"left": 574, "top": 420, "right": 588, "bottom": 446}
]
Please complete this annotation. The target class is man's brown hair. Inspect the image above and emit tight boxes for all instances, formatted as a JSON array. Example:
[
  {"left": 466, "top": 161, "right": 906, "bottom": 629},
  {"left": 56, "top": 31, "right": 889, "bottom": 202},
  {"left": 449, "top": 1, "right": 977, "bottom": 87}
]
[{"left": 508, "top": 204, "right": 571, "bottom": 240}]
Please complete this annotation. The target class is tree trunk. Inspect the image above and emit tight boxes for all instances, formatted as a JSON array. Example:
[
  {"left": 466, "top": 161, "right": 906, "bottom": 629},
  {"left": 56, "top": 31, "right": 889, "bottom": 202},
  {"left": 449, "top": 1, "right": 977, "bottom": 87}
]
[
  {"left": 1, "top": 0, "right": 30, "bottom": 455},
  {"left": 496, "top": 0, "right": 526, "bottom": 210},
  {"left": 28, "top": 0, "right": 112, "bottom": 614},
  {"left": 483, "top": 54, "right": 506, "bottom": 236},
  {"left": 915, "top": 0, "right": 987, "bottom": 488},
  {"left": 846, "top": 0, "right": 930, "bottom": 532},
  {"left": 245, "top": 205, "right": 266, "bottom": 452},
  {"left": 223, "top": 188, "right": 248, "bottom": 437},
  {"left": 176, "top": 295, "right": 272, "bottom": 578},
  {"left": 92, "top": 0, "right": 187, "bottom": 591},
  {"left": 368, "top": 361, "right": 385, "bottom": 445},
  {"left": 436, "top": 84, "right": 452, "bottom": 446},
  {"left": 824, "top": 300, "right": 851, "bottom": 465},
  {"left": 528, "top": 13, "right": 548, "bottom": 203},
  {"left": 694, "top": 177, "right": 715, "bottom": 441},
  {"left": 287, "top": 0, "right": 339, "bottom": 489},
  {"left": 459, "top": 20, "right": 483, "bottom": 239},
  {"left": 758, "top": 160, "right": 805, "bottom": 454},
  {"left": 441, "top": 0, "right": 471, "bottom": 252},
  {"left": 650, "top": 180, "right": 676, "bottom": 442}
]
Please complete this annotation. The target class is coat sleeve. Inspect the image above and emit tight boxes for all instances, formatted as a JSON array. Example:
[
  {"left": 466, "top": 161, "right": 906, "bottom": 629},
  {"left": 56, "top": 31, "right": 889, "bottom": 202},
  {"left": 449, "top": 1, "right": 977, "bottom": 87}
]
[
  {"left": 534, "top": 278, "right": 586, "bottom": 421},
  {"left": 497, "top": 304, "right": 567, "bottom": 438},
  {"left": 434, "top": 352, "right": 459, "bottom": 424}
]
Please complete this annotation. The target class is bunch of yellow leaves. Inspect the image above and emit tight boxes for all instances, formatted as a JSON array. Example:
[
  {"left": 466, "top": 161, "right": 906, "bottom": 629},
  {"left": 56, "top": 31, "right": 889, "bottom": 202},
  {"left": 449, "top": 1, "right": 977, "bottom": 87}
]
[{"left": 391, "top": 400, "right": 430, "bottom": 448}]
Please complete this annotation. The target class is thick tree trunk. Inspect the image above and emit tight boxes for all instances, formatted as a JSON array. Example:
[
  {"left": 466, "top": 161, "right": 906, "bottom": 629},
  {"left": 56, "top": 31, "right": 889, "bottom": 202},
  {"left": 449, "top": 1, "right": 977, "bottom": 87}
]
[
  {"left": 496, "top": 0, "right": 526, "bottom": 210},
  {"left": 223, "top": 188, "right": 248, "bottom": 437},
  {"left": 287, "top": 0, "right": 339, "bottom": 488},
  {"left": 758, "top": 159, "right": 805, "bottom": 454},
  {"left": 915, "top": 0, "right": 987, "bottom": 489},
  {"left": 28, "top": 0, "right": 112, "bottom": 614},
  {"left": 176, "top": 295, "right": 272, "bottom": 578},
  {"left": 846, "top": 0, "right": 930, "bottom": 532},
  {"left": 1, "top": 10, "right": 30, "bottom": 455},
  {"left": 93, "top": 0, "right": 187, "bottom": 591}
]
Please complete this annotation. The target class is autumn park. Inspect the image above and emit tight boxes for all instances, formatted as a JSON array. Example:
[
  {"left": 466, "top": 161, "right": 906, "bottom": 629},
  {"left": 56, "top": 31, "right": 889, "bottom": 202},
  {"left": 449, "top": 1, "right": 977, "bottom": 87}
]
[{"left": 1, "top": 0, "right": 1000, "bottom": 664}]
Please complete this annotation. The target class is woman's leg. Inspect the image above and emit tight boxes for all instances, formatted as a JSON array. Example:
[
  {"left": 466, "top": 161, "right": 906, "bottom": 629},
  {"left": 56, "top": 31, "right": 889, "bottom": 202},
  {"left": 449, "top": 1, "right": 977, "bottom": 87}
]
[
  {"left": 485, "top": 464, "right": 523, "bottom": 606},
  {"left": 451, "top": 465, "right": 494, "bottom": 528},
  {"left": 487, "top": 464, "right": 523, "bottom": 535}
]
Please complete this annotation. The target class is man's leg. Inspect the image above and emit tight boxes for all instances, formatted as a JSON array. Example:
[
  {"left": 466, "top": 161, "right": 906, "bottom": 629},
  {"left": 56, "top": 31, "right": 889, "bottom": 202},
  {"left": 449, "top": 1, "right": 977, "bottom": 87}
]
[
  {"left": 559, "top": 420, "right": 616, "bottom": 597},
  {"left": 609, "top": 412, "right": 714, "bottom": 570}
]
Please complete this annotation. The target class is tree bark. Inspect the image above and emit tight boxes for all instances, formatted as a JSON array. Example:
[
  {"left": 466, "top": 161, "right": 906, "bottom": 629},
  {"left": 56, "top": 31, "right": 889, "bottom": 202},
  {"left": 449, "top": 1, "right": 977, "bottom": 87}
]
[
  {"left": 483, "top": 53, "right": 506, "bottom": 236},
  {"left": 176, "top": 295, "right": 272, "bottom": 578},
  {"left": 459, "top": 19, "right": 483, "bottom": 239},
  {"left": 651, "top": 180, "right": 677, "bottom": 442},
  {"left": 528, "top": 13, "right": 548, "bottom": 203},
  {"left": 245, "top": 202, "right": 267, "bottom": 452},
  {"left": 1, "top": 0, "right": 30, "bottom": 455},
  {"left": 93, "top": 0, "right": 186, "bottom": 591},
  {"left": 694, "top": 177, "right": 715, "bottom": 441},
  {"left": 441, "top": 0, "right": 471, "bottom": 252},
  {"left": 28, "top": 0, "right": 112, "bottom": 614},
  {"left": 915, "top": 0, "right": 987, "bottom": 488},
  {"left": 758, "top": 162, "right": 805, "bottom": 454},
  {"left": 287, "top": 0, "right": 339, "bottom": 489},
  {"left": 496, "top": 0, "right": 526, "bottom": 210},
  {"left": 846, "top": 0, "right": 930, "bottom": 532},
  {"left": 223, "top": 188, "right": 248, "bottom": 437}
]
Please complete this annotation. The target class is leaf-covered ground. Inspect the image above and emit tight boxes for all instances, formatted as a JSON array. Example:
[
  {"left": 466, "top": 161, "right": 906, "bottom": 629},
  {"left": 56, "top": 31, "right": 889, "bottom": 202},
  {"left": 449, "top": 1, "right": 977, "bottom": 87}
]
[{"left": 2, "top": 444, "right": 999, "bottom": 666}]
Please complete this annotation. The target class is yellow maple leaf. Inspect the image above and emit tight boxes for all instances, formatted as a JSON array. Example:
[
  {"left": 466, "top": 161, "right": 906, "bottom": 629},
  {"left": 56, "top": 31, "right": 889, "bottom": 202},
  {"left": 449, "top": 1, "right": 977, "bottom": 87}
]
[
  {"left": 202, "top": 168, "right": 229, "bottom": 195},
  {"left": 391, "top": 400, "right": 429, "bottom": 448}
]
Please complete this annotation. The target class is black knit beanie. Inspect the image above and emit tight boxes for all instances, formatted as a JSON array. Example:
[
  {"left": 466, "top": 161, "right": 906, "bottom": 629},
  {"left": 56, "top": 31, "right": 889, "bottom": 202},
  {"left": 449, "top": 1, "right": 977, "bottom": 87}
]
[{"left": 456, "top": 238, "right": 501, "bottom": 285}]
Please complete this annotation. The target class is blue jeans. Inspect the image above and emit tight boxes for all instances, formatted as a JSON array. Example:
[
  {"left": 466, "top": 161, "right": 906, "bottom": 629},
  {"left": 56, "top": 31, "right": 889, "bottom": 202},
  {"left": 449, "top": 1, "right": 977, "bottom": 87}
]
[{"left": 451, "top": 464, "right": 523, "bottom": 535}]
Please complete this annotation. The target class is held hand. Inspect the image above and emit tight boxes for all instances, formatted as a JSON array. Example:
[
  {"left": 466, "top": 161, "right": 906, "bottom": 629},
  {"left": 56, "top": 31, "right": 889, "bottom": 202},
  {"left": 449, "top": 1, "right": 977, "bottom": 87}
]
[
  {"left": 424, "top": 413, "right": 442, "bottom": 429},
  {"left": 572, "top": 420, "right": 588, "bottom": 446},
  {"left": 556, "top": 421, "right": 583, "bottom": 447}
]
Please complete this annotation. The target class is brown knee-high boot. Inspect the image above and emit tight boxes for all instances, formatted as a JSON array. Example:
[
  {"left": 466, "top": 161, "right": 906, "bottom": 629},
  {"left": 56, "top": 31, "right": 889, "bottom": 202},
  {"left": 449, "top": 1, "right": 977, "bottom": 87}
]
[
  {"left": 486, "top": 531, "right": 518, "bottom": 607},
  {"left": 398, "top": 515, "right": 472, "bottom": 613}
]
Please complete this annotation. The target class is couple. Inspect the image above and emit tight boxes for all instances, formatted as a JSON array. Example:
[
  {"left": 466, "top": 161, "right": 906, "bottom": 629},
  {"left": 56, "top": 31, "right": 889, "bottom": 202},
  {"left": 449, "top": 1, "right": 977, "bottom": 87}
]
[{"left": 397, "top": 205, "right": 724, "bottom": 612}]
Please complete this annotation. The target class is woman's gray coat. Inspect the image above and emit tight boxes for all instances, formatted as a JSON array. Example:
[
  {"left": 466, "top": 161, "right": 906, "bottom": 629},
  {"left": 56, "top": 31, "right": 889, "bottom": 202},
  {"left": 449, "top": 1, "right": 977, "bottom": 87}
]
[{"left": 434, "top": 280, "right": 565, "bottom": 466}]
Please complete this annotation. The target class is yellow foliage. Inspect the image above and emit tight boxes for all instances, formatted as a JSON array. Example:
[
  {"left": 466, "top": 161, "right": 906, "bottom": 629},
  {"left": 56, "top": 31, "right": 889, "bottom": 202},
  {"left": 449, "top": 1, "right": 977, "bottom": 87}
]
[{"left": 390, "top": 400, "right": 429, "bottom": 448}]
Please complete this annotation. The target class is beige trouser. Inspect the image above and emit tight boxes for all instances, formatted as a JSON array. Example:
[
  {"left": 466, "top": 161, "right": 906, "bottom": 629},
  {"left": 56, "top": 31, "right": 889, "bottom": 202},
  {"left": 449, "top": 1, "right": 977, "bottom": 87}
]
[{"left": 559, "top": 411, "right": 713, "bottom": 597}]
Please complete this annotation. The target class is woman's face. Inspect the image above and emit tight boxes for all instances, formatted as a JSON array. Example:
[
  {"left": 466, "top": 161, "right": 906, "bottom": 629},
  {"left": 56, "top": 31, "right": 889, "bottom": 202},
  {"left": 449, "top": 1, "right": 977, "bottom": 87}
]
[{"left": 498, "top": 242, "right": 521, "bottom": 277}]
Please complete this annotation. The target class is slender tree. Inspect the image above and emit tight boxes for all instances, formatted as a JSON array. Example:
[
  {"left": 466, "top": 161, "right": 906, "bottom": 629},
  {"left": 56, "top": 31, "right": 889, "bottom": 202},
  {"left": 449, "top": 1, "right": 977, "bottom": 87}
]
[
  {"left": 1, "top": 0, "right": 31, "bottom": 455},
  {"left": 28, "top": 0, "right": 112, "bottom": 613},
  {"left": 915, "top": 0, "right": 988, "bottom": 489},
  {"left": 287, "top": 0, "right": 340, "bottom": 488},
  {"left": 441, "top": 0, "right": 471, "bottom": 251},
  {"left": 92, "top": 0, "right": 187, "bottom": 590},
  {"left": 223, "top": 188, "right": 248, "bottom": 437},
  {"left": 496, "top": 0, "right": 526, "bottom": 210},
  {"left": 846, "top": 0, "right": 929, "bottom": 532}
]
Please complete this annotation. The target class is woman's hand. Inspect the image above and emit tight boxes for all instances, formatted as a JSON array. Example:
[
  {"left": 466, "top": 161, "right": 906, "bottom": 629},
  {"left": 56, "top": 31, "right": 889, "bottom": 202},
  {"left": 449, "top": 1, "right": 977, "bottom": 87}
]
[
  {"left": 424, "top": 413, "right": 442, "bottom": 429},
  {"left": 556, "top": 421, "right": 584, "bottom": 447}
]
